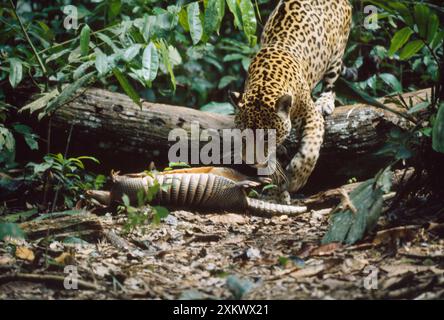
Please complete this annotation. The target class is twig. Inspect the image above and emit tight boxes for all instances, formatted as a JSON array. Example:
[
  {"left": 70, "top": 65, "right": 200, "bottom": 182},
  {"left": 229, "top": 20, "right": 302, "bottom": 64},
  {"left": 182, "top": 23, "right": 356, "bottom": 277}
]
[
  {"left": 51, "top": 123, "right": 74, "bottom": 213},
  {"left": 46, "top": 123, "right": 73, "bottom": 267},
  {"left": 0, "top": 272, "right": 102, "bottom": 291},
  {"left": 42, "top": 118, "right": 52, "bottom": 208},
  {"left": 265, "top": 267, "right": 302, "bottom": 281}
]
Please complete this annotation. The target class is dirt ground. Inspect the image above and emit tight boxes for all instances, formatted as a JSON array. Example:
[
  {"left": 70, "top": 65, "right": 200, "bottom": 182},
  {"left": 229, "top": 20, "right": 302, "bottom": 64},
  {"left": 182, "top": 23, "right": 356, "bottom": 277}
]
[{"left": 1, "top": 192, "right": 444, "bottom": 300}]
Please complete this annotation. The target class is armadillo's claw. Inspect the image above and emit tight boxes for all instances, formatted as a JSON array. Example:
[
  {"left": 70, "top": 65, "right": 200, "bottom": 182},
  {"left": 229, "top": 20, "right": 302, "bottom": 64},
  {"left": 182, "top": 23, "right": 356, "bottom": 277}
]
[
  {"left": 257, "top": 176, "right": 273, "bottom": 184},
  {"left": 235, "top": 180, "right": 263, "bottom": 189}
]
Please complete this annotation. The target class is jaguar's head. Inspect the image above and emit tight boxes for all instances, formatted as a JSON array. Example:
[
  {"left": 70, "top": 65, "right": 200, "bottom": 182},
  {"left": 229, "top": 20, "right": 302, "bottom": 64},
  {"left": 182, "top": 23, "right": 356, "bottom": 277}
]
[{"left": 230, "top": 90, "right": 293, "bottom": 171}]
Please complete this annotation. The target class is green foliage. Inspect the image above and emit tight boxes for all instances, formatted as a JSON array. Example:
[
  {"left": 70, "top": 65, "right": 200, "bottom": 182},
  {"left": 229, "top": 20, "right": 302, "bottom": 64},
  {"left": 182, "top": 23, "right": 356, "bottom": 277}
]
[
  {"left": 324, "top": 1, "right": 443, "bottom": 244},
  {"left": 0, "top": 222, "right": 25, "bottom": 240},
  {"left": 200, "top": 101, "right": 234, "bottom": 114},
  {"left": 433, "top": 103, "right": 444, "bottom": 153},
  {"left": 337, "top": 0, "right": 442, "bottom": 102},
  {"left": 322, "top": 168, "right": 393, "bottom": 245},
  {"left": 118, "top": 179, "right": 170, "bottom": 233},
  {"left": 0, "top": 0, "right": 442, "bottom": 232},
  {"left": 0, "top": 208, "right": 37, "bottom": 223},
  {"left": 226, "top": 275, "right": 254, "bottom": 299},
  {"left": 26, "top": 153, "right": 103, "bottom": 208},
  {"left": 0, "top": 0, "right": 263, "bottom": 115},
  {"left": 0, "top": 108, "right": 39, "bottom": 169}
]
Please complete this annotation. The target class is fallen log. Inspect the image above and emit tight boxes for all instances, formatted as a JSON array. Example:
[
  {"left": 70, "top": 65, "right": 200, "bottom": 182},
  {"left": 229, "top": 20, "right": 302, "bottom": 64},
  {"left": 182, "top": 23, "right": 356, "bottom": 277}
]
[
  {"left": 46, "top": 88, "right": 428, "bottom": 192},
  {"left": 20, "top": 212, "right": 104, "bottom": 241}
]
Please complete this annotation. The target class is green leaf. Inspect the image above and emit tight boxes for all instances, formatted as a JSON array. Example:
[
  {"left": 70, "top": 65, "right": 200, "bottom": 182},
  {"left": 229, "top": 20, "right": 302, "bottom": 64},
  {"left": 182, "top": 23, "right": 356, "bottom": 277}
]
[
  {"left": 8, "top": 58, "right": 23, "bottom": 88},
  {"left": 322, "top": 169, "right": 392, "bottom": 245},
  {"left": 76, "top": 156, "right": 100, "bottom": 164},
  {"left": 0, "top": 223, "right": 25, "bottom": 240},
  {"left": 226, "top": 275, "right": 254, "bottom": 299},
  {"left": 223, "top": 53, "right": 246, "bottom": 62},
  {"left": 122, "top": 194, "right": 130, "bottom": 207},
  {"left": 34, "top": 209, "right": 84, "bottom": 222},
  {"left": 239, "top": 0, "right": 257, "bottom": 46},
  {"left": 204, "top": 0, "right": 220, "bottom": 36},
  {"left": 432, "top": 103, "right": 444, "bottom": 153},
  {"left": 399, "top": 40, "right": 424, "bottom": 60},
  {"left": 108, "top": 0, "right": 122, "bottom": 21},
  {"left": 20, "top": 89, "right": 59, "bottom": 114},
  {"left": 379, "top": 73, "right": 402, "bottom": 93},
  {"left": 142, "top": 42, "right": 159, "bottom": 82},
  {"left": 27, "top": 161, "right": 52, "bottom": 175},
  {"left": 123, "top": 44, "right": 142, "bottom": 62},
  {"left": 178, "top": 8, "right": 190, "bottom": 31},
  {"left": 112, "top": 68, "right": 141, "bottom": 107},
  {"left": 388, "top": 2, "right": 414, "bottom": 26},
  {"left": 140, "top": 15, "right": 156, "bottom": 42},
  {"left": 96, "top": 32, "right": 119, "bottom": 52},
  {"left": 159, "top": 40, "right": 176, "bottom": 91},
  {"left": 201, "top": 102, "right": 235, "bottom": 115},
  {"left": 80, "top": 24, "right": 91, "bottom": 56},
  {"left": 187, "top": 2, "right": 203, "bottom": 45},
  {"left": 414, "top": 4, "right": 429, "bottom": 39},
  {"left": 0, "top": 209, "right": 37, "bottom": 223},
  {"left": 427, "top": 14, "right": 439, "bottom": 44},
  {"left": 218, "top": 75, "right": 237, "bottom": 89},
  {"left": 13, "top": 124, "right": 39, "bottom": 150},
  {"left": 153, "top": 206, "right": 169, "bottom": 219},
  {"left": 408, "top": 101, "right": 430, "bottom": 114},
  {"left": 95, "top": 51, "right": 109, "bottom": 76},
  {"left": 44, "top": 71, "right": 96, "bottom": 116},
  {"left": 63, "top": 237, "right": 89, "bottom": 245},
  {"left": 262, "top": 184, "right": 278, "bottom": 192},
  {"left": 388, "top": 27, "right": 413, "bottom": 57},
  {"left": 46, "top": 48, "right": 71, "bottom": 63},
  {"left": 73, "top": 61, "right": 94, "bottom": 80},
  {"left": 226, "top": 0, "right": 243, "bottom": 30},
  {"left": 431, "top": 31, "right": 444, "bottom": 50}
]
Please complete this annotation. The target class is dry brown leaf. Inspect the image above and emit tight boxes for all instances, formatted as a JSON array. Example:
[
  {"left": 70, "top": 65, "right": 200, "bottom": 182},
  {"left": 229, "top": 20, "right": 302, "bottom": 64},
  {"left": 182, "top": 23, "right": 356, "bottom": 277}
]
[
  {"left": 208, "top": 214, "right": 248, "bottom": 225},
  {"left": 399, "top": 246, "right": 444, "bottom": 259},
  {"left": 372, "top": 225, "right": 421, "bottom": 246},
  {"left": 342, "top": 258, "right": 369, "bottom": 273},
  {"left": 15, "top": 246, "right": 35, "bottom": 262},
  {"left": 54, "top": 252, "right": 75, "bottom": 265},
  {"left": 289, "top": 264, "right": 325, "bottom": 279},
  {"left": 295, "top": 242, "right": 318, "bottom": 259},
  {"left": 381, "top": 264, "right": 444, "bottom": 277},
  {"left": 0, "top": 255, "right": 14, "bottom": 265},
  {"left": 309, "top": 243, "right": 343, "bottom": 257}
]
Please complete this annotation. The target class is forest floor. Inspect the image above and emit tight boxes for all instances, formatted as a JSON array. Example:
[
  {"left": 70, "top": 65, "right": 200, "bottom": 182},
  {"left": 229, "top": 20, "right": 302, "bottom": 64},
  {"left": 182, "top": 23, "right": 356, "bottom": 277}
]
[{"left": 1, "top": 182, "right": 444, "bottom": 300}]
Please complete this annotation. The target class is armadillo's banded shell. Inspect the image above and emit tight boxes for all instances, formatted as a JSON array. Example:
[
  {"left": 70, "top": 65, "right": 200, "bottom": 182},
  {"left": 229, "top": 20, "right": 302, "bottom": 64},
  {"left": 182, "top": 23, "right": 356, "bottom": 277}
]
[{"left": 110, "top": 173, "right": 247, "bottom": 210}]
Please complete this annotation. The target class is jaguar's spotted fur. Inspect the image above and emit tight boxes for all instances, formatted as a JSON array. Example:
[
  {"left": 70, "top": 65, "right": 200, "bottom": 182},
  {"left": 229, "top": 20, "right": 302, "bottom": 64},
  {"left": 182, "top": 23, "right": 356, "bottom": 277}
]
[{"left": 231, "top": 0, "right": 352, "bottom": 202}]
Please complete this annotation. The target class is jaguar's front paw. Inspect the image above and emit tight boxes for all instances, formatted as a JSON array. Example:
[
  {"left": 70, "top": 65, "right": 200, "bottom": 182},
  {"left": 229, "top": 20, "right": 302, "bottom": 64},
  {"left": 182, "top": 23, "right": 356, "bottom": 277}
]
[
  {"left": 279, "top": 190, "right": 292, "bottom": 205},
  {"left": 315, "top": 91, "right": 336, "bottom": 116}
]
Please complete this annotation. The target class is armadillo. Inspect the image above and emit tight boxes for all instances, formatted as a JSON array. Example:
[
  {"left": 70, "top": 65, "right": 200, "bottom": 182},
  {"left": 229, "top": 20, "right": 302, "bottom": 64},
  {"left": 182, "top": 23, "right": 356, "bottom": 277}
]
[{"left": 87, "top": 168, "right": 307, "bottom": 217}]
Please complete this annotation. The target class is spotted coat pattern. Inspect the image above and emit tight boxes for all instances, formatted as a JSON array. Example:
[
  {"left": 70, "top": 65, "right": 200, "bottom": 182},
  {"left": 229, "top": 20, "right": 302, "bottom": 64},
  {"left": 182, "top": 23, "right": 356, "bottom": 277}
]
[{"left": 232, "top": 0, "right": 352, "bottom": 202}]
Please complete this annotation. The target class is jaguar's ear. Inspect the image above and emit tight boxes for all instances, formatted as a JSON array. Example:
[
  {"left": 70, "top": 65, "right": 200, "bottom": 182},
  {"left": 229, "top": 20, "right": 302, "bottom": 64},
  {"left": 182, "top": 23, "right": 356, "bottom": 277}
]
[
  {"left": 276, "top": 94, "right": 293, "bottom": 116},
  {"left": 229, "top": 91, "right": 242, "bottom": 107}
]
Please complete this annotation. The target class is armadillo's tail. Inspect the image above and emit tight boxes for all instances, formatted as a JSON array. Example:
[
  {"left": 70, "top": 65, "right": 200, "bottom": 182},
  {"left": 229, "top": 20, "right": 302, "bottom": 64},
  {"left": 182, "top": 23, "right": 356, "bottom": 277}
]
[{"left": 245, "top": 197, "right": 307, "bottom": 217}]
